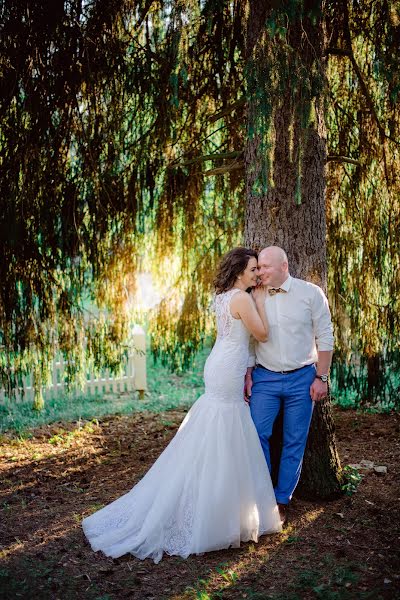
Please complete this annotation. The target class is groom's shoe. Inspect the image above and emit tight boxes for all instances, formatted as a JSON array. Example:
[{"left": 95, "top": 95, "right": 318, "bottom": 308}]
[{"left": 278, "top": 503, "right": 289, "bottom": 528}]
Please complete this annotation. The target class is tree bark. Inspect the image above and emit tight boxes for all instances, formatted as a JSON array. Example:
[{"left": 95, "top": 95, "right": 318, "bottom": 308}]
[
  {"left": 363, "top": 353, "right": 383, "bottom": 404},
  {"left": 244, "top": 0, "right": 342, "bottom": 499}
]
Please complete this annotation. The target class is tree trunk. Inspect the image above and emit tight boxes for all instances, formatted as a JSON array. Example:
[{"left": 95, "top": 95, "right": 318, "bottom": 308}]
[
  {"left": 244, "top": 0, "right": 342, "bottom": 499},
  {"left": 363, "top": 353, "right": 383, "bottom": 404}
]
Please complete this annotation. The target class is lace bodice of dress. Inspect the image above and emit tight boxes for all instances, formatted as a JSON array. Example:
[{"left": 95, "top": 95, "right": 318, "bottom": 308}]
[
  {"left": 214, "top": 288, "right": 249, "bottom": 344},
  {"left": 202, "top": 288, "right": 250, "bottom": 404}
]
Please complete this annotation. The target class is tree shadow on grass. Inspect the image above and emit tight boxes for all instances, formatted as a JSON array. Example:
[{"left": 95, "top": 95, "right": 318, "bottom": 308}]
[
  {"left": 2, "top": 499, "right": 385, "bottom": 600},
  {"left": 0, "top": 411, "right": 288, "bottom": 599},
  {"left": 1, "top": 409, "right": 399, "bottom": 599}
]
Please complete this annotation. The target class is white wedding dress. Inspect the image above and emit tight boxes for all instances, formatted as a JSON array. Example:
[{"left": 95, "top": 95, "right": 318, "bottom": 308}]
[{"left": 82, "top": 288, "right": 281, "bottom": 563}]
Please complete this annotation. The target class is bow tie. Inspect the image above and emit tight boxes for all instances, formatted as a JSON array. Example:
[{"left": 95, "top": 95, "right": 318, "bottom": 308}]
[{"left": 268, "top": 287, "right": 287, "bottom": 296}]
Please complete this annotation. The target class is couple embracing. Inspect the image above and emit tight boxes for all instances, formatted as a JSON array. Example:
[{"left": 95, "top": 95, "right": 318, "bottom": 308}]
[{"left": 83, "top": 246, "right": 334, "bottom": 564}]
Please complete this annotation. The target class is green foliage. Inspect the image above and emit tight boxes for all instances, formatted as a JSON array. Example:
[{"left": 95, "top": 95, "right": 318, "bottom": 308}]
[
  {"left": 326, "top": 0, "right": 400, "bottom": 400},
  {"left": 331, "top": 352, "right": 400, "bottom": 410},
  {"left": 1, "top": 1, "right": 399, "bottom": 408},
  {"left": 0, "top": 0, "right": 246, "bottom": 394},
  {"left": 268, "top": 558, "right": 361, "bottom": 600},
  {"left": 341, "top": 465, "right": 362, "bottom": 495},
  {"left": 0, "top": 341, "right": 207, "bottom": 433},
  {"left": 215, "top": 564, "right": 238, "bottom": 584},
  {"left": 185, "top": 562, "right": 238, "bottom": 599}
]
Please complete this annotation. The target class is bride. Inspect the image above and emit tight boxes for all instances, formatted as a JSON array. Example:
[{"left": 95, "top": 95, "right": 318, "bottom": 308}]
[{"left": 82, "top": 247, "right": 281, "bottom": 563}]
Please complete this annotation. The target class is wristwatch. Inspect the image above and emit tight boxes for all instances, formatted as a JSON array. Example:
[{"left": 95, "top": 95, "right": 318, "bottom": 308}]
[{"left": 315, "top": 374, "right": 328, "bottom": 383}]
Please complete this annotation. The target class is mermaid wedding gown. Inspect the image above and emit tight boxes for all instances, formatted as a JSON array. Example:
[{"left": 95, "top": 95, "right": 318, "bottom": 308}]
[{"left": 82, "top": 288, "right": 281, "bottom": 563}]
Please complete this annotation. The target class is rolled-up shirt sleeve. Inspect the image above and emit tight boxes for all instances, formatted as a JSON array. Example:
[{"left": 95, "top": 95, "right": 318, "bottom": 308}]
[
  {"left": 311, "top": 287, "right": 334, "bottom": 351},
  {"left": 247, "top": 334, "right": 256, "bottom": 367}
]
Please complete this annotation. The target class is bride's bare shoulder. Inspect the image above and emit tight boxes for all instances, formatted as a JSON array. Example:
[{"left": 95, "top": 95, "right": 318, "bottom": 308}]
[{"left": 229, "top": 290, "right": 253, "bottom": 307}]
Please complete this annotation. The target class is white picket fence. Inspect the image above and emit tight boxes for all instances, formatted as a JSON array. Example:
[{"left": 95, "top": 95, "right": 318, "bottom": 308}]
[{"left": 0, "top": 325, "right": 147, "bottom": 402}]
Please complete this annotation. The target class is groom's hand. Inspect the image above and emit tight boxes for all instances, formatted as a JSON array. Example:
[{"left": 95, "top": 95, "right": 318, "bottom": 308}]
[
  {"left": 310, "top": 378, "right": 328, "bottom": 402},
  {"left": 244, "top": 368, "right": 253, "bottom": 403}
]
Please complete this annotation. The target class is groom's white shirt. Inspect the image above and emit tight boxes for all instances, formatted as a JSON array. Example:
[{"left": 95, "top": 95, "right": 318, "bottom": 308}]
[{"left": 248, "top": 275, "right": 334, "bottom": 372}]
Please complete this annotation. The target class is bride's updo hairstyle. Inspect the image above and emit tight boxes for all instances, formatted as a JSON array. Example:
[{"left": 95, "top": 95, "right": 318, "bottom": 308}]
[{"left": 214, "top": 247, "right": 258, "bottom": 294}]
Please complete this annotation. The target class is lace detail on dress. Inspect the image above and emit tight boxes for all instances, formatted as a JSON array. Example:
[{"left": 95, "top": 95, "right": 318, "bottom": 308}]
[
  {"left": 83, "top": 492, "right": 137, "bottom": 538},
  {"left": 215, "top": 288, "right": 241, "bottom": 338},
  {"left": 163, "top": 493, "right": 194, "bottom": 557}
]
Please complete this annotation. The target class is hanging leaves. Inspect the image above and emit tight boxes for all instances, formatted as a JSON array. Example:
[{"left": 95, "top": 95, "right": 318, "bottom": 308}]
[{"left": 0, "top": 0, "right": 398, "bottom": 405}]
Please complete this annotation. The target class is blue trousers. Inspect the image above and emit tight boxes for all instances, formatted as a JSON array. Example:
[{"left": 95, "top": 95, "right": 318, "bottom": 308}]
[{"left": 250, "top": 364, "right": 315, "bottom": 505}]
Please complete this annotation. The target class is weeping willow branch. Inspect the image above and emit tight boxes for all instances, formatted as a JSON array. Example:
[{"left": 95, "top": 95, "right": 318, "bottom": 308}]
[
  {"left": 326, "top": 0, "right": 400, "bottom": 402},
  {"left": 209, "top": 99, "right": 246, "bottom": 123},
  {"left": 204, "top": 161, "right": 244, "bottom": 176},
  {"left": 173, "top": 151, "right": 242, "bottom": 167},
  {"left": 0, "top": 0, "right": 398, "bottom": 405},
  {"left": 326, "top": 155, "right": 360, "bottom": 165}
]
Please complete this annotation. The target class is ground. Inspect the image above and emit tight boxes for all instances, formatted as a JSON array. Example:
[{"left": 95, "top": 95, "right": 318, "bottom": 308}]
[{"left": 0, "top": 408, "right": 399, "bottom": 600}]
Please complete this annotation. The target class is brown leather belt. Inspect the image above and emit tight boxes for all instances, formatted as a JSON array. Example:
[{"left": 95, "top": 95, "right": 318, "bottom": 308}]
[{"left": 255, "top": 364, "right": 311, "bottom": 375}]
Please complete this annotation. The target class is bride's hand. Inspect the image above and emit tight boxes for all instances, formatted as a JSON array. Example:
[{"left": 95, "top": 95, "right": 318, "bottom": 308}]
[{"left": 251, "top": 285, "right": 267, "bottom": 304}]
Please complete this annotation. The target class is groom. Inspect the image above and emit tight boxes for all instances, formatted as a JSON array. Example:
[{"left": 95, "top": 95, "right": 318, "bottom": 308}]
[{"left": 245, "top": 246, "right": 334, "bottom": 526}]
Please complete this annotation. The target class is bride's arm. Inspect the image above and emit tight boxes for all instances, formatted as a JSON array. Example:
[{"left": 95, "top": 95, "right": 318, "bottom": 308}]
[
  {"left": 231, "top": 291, "right": 268, "bottom": 342},
  {"left": 251, "top": 286, "right": 269, "bottom": 341}
]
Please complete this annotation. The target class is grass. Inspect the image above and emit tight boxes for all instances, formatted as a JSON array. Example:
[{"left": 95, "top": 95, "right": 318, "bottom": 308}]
[
  {"left": 182, "top": 555, "right": 370, "bottom": 600},
  {"left": 0, "top": 345, "right": 208, "bottom": 433}
]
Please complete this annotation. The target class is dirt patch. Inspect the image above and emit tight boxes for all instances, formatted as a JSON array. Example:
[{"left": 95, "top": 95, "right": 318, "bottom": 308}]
[{"left": 0, "top": 408, "right": 399, "bottom": 599}]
